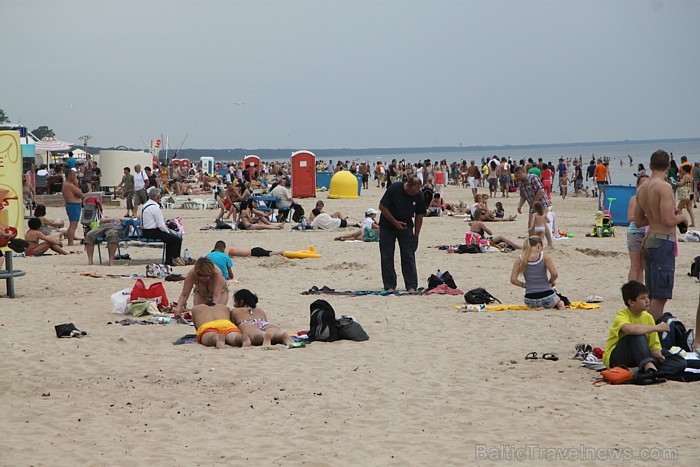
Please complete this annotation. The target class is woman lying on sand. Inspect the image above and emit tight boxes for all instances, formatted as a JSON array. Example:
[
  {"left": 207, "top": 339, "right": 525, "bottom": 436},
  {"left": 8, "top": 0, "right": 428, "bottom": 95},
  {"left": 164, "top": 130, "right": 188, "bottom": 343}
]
[
  {"left": 334, "top": 208, "right": 380, "bottom": 241},
  {"left": 469, "top": 208, "right": 521, "bottom": 250},
  {"left": 230, "top": 289, "right": 294, "bottom": 346},
  {"left": 237, "top": 199, "right": 284, "bottom": 230}
]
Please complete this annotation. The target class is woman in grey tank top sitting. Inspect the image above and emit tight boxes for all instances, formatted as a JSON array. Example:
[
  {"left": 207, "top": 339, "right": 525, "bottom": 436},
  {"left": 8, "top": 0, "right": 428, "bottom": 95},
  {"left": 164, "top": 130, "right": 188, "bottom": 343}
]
[{"left": 510, "top": 236, "right": 565, "bottom": 310}]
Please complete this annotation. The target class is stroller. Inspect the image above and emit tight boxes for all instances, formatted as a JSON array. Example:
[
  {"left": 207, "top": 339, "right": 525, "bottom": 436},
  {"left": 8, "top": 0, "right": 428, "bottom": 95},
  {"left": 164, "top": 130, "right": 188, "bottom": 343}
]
[{"left": 81, "top": 196, "right": 104, "bottom": 235}]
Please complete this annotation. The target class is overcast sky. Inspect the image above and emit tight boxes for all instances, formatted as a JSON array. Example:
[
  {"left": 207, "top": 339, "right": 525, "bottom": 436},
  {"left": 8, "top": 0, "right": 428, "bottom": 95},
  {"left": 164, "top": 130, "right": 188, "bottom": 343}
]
[{"left": 2, "top": 0, "right": 698, "bottom": 150}]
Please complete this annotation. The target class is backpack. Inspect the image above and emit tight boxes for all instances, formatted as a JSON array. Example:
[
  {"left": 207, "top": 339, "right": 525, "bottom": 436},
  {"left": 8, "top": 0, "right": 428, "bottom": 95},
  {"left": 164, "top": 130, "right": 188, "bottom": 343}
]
[
  {"left": 689, "top": 256, "right": 700, "bottom": 279},
  {"left": 308, "top": 299, "right": 339, "bottom": 342},
  {"left": 464, "top": 287, "right": 501, "bottom": 305},
  {"left": 657, "top": 312, "right": 694, "bottom": 352},
  {"left": 427, "top": 271, "right": 457, "bottom": 290}
]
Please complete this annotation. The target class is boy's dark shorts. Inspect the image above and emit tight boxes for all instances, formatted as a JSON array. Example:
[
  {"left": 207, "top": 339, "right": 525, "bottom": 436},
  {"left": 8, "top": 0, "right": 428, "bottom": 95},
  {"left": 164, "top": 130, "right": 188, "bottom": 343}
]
[
  {"left": 251, "top": 247, "right": 271, "bottom": 257},
  {"left": 642, "top": 233, "right": 675, "bottom": 299}
]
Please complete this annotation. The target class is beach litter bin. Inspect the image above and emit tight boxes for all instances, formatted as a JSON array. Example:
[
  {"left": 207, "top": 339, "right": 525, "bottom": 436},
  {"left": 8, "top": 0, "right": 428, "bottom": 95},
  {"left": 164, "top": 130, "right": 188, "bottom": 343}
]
[
  {"left": 328, "top": 171, "right": 359, "bottom": 199},
  {"left": 316, "top": 171, "right": 332, "bottom": 190}
]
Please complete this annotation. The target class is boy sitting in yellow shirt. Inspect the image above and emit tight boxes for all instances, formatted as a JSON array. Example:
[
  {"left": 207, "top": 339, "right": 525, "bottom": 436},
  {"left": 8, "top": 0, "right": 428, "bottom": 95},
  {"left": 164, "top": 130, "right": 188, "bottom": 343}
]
[{"left": 603, "top": 281, "right": 669, "bottom": 375}]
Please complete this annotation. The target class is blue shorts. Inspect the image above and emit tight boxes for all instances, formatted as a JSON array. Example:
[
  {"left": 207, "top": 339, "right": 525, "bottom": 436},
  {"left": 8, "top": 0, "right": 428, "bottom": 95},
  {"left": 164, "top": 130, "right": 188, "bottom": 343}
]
[
  {"left": 524, "top": 291, "right": 560, "bottom": 308},
  {"left": 642, "top": 234, "right": 675, "bottom": 299},
  {"left": 66, "top": 203, "right": 82, "bottom": 222}
]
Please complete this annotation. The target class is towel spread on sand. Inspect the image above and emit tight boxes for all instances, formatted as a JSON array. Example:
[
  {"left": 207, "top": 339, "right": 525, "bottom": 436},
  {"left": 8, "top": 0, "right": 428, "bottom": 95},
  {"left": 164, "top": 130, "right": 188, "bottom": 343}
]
[
  {"left": 452, "top": 302, "right": 602, "bottom": 311},
  {"left": 302, "top": 286, "right": 426, "bottom": 296}
]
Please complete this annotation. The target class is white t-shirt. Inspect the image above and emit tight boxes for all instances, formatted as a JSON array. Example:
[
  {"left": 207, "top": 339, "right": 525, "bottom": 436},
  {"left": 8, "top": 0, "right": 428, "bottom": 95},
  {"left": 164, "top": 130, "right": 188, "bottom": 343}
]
[
  {"left": 134, "top": 171, "right": 148, "bottom": 191},
  {"left": 311, "top": 213, "right": 342, "bottom": 231},
  {"left": 362, "top": 217, "right": 374, "bottom": 230}
]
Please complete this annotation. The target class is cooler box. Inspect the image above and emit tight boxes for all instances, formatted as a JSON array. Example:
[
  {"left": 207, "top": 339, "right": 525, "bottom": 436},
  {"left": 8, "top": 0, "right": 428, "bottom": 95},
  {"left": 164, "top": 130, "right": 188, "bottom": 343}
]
[{"left": 605, "top": 185, "right": 636, "bottom": 227}]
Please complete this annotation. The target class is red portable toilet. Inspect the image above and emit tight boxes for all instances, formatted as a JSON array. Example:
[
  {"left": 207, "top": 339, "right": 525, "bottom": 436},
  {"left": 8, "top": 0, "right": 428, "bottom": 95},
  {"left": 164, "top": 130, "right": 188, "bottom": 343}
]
[
  {"left": 290, "top": 150, "right": 316, "bottom": 198},
  {"left": 243, "top": 155, "right": 260, "bottom": 181}
]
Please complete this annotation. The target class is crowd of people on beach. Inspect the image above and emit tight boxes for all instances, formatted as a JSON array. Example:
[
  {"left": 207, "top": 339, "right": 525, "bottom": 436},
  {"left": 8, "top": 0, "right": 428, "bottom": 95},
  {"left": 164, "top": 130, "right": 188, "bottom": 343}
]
[{"left": 9, "top": 148, "right": 699, "bottom": 361}]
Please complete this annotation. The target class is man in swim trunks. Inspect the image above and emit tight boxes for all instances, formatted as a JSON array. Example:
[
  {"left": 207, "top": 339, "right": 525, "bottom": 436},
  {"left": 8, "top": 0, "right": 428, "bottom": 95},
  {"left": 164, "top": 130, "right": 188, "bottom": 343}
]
[
  {"left": 634, "top": 149, "right": 688, "bottom": 321},
  {"left": 62, "top": 170, "right": 83, "bottom": 246},
  {"left": 192, "top": 303, "right": 250, "bottom": 349}
]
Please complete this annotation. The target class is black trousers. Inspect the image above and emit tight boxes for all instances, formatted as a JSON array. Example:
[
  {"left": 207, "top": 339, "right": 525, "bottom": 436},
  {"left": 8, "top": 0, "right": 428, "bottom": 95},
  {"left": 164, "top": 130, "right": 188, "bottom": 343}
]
[
  {"left": 141, "top": 228, "right": 182, "bottom": 265},
  {"left": 610, "top": 334, "right": 687, "bottom": 374},
  {"left": 379, "top": 226, "right": 418, "bottom": 291}
]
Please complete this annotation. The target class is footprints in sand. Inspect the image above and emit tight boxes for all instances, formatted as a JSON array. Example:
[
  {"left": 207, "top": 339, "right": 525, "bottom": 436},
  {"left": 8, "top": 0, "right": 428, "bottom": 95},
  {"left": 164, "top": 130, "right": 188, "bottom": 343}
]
[{"left": 575, "top": 247, "right": 626, "bottom": 258}]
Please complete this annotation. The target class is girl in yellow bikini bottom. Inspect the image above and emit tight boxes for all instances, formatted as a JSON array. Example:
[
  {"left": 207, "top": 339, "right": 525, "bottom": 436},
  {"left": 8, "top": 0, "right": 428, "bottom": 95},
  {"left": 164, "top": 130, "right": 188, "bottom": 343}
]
[{"left": 195, "top": 319, "right": 241, "bottom": 343}]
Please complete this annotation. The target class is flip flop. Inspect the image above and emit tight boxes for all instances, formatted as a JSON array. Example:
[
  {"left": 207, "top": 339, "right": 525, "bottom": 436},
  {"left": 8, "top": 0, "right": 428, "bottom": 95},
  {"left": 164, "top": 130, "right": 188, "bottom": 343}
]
[
  {"left": 525, "top": 351, "right": 538, "bottom": 360},
  {"left": 542, "top": 353, "right": 559, "bottom": 361}
]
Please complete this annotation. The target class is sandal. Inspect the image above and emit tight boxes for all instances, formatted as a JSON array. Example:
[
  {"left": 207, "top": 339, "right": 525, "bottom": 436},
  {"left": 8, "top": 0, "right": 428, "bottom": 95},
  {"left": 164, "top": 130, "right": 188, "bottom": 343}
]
[
  {"left": 525, "top": 351, "right": 538, "bottom": 360},
  {"left": 542, "top": 353, "right": 559, "bottom": 361}
]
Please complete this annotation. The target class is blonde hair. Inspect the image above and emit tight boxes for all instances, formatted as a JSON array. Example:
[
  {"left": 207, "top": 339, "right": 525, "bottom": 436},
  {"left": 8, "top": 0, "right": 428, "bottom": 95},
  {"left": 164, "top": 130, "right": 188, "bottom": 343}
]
[
  {"left": 194, "top": 257, "right": 217, "bottom": 278},
  {"left": 519, "top": 236, "right": 543, "bottom": 275}
]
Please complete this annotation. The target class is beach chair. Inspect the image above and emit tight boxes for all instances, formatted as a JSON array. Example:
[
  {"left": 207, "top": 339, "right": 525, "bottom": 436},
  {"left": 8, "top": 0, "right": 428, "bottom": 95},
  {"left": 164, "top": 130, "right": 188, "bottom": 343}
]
[{"left": 94, "top": 219, "right": 166, "bottom": 265}]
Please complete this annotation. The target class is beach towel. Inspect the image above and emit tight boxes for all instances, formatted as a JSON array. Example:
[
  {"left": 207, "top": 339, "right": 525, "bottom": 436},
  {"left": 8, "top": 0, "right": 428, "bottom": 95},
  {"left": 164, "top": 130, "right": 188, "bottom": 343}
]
[
  {"left": 424, "top": 284, "right": 464, "bottom": 295},
  {"left": 302, "top": 286, "right": 426, "bottom": 296},
  {"left": 452, "top": 302, "right": 602, "bottom": 312}
]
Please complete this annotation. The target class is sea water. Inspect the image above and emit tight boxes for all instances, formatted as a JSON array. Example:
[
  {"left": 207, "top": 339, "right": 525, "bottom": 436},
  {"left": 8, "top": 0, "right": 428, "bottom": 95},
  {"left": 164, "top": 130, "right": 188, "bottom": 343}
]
[{"left": 359, "top": 139, "right": 700, "bottom": 187}]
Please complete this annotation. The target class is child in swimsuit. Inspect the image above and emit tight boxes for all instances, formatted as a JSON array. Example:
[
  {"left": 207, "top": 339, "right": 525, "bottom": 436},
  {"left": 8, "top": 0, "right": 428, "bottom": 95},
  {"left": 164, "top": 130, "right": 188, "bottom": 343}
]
[
  {"left": 230, "top": 289, "right": 294, "bottom": 347},
  {"left": 528, "top": 201, "right": 553, "bottom": 249}
]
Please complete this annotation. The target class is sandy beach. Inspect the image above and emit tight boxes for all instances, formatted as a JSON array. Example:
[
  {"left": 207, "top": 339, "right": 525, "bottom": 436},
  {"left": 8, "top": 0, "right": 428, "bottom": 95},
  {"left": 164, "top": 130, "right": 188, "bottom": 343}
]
[{"left": 1, "top": 184, "right": 699, "bottom": 466}]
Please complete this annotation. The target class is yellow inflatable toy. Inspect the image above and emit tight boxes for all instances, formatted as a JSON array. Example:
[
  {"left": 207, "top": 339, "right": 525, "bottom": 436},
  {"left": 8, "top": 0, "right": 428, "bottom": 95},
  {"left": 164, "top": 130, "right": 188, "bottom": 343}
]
[
  {"left": 328, "top": 170, "right": 359, "bottom": 199},
  {"left": 283, "top": 246, "right": 322, "bottom": 259}
]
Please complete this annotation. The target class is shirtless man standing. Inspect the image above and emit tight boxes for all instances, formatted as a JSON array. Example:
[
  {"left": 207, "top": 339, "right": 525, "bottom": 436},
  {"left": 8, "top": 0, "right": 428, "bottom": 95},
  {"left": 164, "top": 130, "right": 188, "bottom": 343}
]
[
  {"left": 633, "top": 150, "right": 687, "bottom": 321},
  {"left": 191, "top": 303, "right": 250, "bottom": 349},
  {"left": 62, "top": 170, "right": 83, "bottom": 246}
]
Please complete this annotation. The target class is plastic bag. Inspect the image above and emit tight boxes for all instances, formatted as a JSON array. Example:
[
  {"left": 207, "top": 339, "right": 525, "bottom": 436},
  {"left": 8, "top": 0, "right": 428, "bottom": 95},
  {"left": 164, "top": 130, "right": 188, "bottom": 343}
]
[{"left": 111, "top": 288, "right": 133, "bottom": 314}]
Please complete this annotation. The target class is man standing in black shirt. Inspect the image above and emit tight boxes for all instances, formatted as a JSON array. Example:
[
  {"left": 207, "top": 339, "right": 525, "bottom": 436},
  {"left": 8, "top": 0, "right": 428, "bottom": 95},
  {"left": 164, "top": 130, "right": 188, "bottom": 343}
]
[{"left": 378, "top": 176, "right": 426, "bottom": 292}]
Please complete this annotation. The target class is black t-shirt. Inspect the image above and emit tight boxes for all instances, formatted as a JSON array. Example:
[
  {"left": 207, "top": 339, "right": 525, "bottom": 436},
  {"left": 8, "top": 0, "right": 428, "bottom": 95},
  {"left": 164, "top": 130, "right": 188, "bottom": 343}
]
[
  {"left": 378, "top": 182, "right": 427, "bottom": 232},
  {"left": 148, "top": 174, "right": 158, "bottom": 188}
]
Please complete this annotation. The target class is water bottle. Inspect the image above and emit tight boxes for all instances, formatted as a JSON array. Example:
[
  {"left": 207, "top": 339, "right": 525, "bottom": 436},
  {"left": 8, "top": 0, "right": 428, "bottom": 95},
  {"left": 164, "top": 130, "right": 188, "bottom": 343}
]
[
  {"left": 184, "top": 248, "right": 190, "bottom": 262},
  {"left": 436, "top": 269, "right": 442, "bottom": 280},
  {"left": 301, "top": 219, "right": 307, "bottom": 231},
  {"left": 464, "top": 304, "right": 485, "bottom": 312}
]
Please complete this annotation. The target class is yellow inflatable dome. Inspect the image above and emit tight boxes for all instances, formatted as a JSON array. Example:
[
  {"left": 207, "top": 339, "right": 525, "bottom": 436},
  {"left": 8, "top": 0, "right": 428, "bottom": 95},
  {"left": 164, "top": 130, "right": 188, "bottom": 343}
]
[{"left": 328, "top": 170, "right": 359, "bottom": 199}]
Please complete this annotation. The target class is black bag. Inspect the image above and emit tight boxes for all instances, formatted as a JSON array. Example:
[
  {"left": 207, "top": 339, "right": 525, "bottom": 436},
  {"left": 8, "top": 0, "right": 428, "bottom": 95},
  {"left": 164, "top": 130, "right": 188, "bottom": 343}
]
[
  {"left": 308, "top": 299, "right": 339, "bottom": 342},
  {"left": 464, "top": 287, "right": 501, "bottom": 304},
  {"left": 427, "top": 274, "right": 443, "bottom": 290},
  {"left": 337, "top": 315, "right": 369, "bottom": 341},
  {"left": 427, "top": 271, "right": 457, "bottom": 290},
  {"left": 657, "top": 312, "right": 694, "bottom": 352},
  {"left": 457, "top": 244, "right": 480, "bottom": 254},
  {"left": 215, "top": 219, "right": 232, "bottom": 229},
  {"left": 689, "top": 255, "right": 700, "bottom": 279},
  {"left": 291, "top": 205, "right": 305, "bottom": 223}
]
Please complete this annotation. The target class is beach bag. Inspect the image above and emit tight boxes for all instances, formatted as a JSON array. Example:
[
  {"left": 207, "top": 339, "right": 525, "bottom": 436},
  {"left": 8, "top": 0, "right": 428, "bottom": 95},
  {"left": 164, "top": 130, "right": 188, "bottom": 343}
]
[
  {"left": 111, "top": 288, "right": 133, "bottom": 314},
  {"left": 464, "top": 287, "right": 501, "bottom": 305},
  {"left": 215, "top": 219, "right": 233, "bottom": 229},
  {"left": 336, "top": 315, "right": 369, "bottom": 341},
  {"left": 130, "top": 279, "right": 169, "bottom": 307},
  {"left": 308, "top": 299, "right": 339, "bottom": 342},
  {"left": 127, "top": 299, "right": 159, "bottom": 317},
  {"left": 689, "top": 256, "right": 700, "bottom": 279},
  {"left": 457, "top": 244, "right": 480, "bottom": 254},
  {"left": 146, "top": 263, "right": 173, "bottom": 278},
  {"left": 80, "top": 196, "right": 102, "bottom": 229},
  {"left": 363, "top": 227, "right": 379, "bottom": 242},
  {"left": 656, "top": 312, "right": 694, "bottom": 352},
  {"left": 291, "top": 205, "right": 305, "bottom": 223},
  {"left": 601, "top": 366, "right": 633, "bottom": 385}
]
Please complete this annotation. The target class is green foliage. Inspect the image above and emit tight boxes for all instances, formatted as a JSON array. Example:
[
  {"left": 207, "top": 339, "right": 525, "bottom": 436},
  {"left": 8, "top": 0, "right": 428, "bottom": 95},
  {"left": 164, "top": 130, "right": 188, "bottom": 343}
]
[
  {"left": 32, "top": 126, "right": 55, "bottom": 140},
  {"left": 0, "top": 108, "right": 9, "bottom": 124}
]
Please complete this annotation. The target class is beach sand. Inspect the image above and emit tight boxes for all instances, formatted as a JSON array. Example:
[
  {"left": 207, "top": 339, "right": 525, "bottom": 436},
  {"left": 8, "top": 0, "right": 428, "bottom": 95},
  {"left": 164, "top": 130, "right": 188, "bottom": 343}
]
[{"left": 1, "top": 184, "right": 699, "bottom": 466}]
